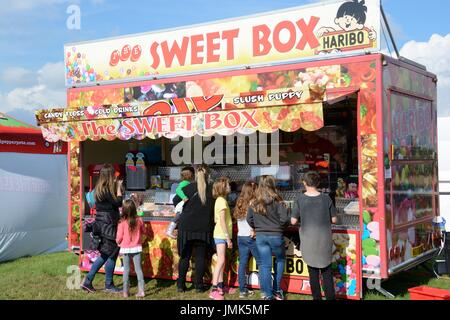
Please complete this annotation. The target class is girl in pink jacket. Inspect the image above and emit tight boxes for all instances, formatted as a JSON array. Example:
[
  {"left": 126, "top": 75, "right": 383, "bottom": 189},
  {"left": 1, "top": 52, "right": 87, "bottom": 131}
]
[{"left": 116, "top": 199, "right": 146, "bottom": 298}]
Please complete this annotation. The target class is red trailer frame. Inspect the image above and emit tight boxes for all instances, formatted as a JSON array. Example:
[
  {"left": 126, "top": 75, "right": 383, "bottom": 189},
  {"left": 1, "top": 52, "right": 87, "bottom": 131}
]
[{"left": 39, "top": 52, "right": 437, "bottom": 300}]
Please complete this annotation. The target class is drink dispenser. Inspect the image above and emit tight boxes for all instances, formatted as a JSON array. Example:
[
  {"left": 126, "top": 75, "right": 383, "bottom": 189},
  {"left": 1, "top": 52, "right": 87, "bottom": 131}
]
[
  {"left": 125, "top": 152, "right": 148, "bottom": 190},
  {"left": 135, "top": 152, "right": 147, "bottom": 190}
]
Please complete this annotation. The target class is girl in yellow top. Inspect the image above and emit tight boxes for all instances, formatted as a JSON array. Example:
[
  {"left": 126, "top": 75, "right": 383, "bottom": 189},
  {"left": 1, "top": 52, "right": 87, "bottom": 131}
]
[{"left": 210, "top": 177, "right": 232, "bottom": 300}]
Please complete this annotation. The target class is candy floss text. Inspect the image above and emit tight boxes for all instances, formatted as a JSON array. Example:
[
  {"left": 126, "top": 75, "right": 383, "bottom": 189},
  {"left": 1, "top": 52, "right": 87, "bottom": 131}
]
[{"left": 108, "top": 17, "right": 321, "bottom": 69}]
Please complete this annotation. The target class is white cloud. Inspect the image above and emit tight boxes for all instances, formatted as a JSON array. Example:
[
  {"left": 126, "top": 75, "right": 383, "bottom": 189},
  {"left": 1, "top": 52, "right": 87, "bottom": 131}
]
[
  {"left": 400, "top": 34, "right": 450, "bottom": 117},
  {"left": 0, "top": 67, "right": 36, "bottom": 87},
  {"left": 37, "top": 62, "right": 65, "bottom": 90},
  {"left": 384, "top": 13, "right": 406, "bottom": 43},
  {"left": 0, "top": 61, "right": 66, "bottom": 115},
  {"left": 0, "top": 0, "right": 67, "bottom": 12},
  {"left": 0, "top": 0, "right": 103, "bottom": 12}
]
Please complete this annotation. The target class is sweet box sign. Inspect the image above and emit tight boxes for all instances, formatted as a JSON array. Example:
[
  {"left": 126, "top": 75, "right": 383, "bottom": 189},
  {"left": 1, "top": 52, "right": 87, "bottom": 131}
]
[{"left": 64, "top": 0, "right": 381, "bottom": 86}]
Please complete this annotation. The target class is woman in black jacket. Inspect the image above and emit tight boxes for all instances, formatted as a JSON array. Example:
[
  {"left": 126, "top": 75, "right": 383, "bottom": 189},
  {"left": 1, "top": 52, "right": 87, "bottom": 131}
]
[
  {"left": 176, "top": 165, "right": 215, "bottom": 293},
  {"left": 81, "top": 164, "right": 123, "bottom": 293}
]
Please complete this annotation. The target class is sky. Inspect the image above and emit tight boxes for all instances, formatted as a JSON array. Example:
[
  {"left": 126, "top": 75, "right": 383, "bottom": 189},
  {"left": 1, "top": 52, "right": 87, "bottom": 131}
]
[{"left": 0, "top": 0, "right": 449, "bottom": 128}]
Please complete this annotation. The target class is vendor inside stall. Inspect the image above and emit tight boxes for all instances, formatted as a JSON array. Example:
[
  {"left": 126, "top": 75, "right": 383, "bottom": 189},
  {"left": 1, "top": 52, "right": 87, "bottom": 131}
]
[{"left": 280, "top": 129, "right": 346, "bottom": 172}]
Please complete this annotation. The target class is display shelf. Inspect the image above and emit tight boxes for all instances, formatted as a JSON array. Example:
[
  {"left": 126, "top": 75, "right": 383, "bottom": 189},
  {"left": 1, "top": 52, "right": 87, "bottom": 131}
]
[
  {"left": 332, "top": 224, "right": 359, "bottom": 231},
  {"left": 125, "top": 189, "right": 174, "bottom": 204},
  {"left": 142, "top": 216, "right": 174, "bottom": 222},
  {"left": 336, "top": 213, "right": 360, "bottom": 228}
]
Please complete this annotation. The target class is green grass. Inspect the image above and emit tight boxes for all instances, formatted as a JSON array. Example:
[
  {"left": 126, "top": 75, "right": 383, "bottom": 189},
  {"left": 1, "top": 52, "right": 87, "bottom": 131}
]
[{"left": 0, "top": 252, "right": 449, "bottom": 300}]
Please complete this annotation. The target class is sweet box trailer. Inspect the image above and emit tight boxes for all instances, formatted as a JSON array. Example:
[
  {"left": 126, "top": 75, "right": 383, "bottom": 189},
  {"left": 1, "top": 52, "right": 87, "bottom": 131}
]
[{"left": 35, "top": 0, "right": 441, "bottom": 299}]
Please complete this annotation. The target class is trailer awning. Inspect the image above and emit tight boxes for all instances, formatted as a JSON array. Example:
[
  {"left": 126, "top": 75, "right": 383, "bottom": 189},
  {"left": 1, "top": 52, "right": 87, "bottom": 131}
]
[
  {"left": 35, "top": 86, "right": 355, "bottom": 142},
  {"left": 325, "top": 87, "right": 360, "bottom": 105}
]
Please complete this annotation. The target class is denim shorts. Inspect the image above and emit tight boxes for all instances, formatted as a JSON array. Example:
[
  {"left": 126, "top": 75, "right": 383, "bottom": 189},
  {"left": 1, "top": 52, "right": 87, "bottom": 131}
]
[{"left": 214, "top": 238, "right": 227, "bottom": 245}]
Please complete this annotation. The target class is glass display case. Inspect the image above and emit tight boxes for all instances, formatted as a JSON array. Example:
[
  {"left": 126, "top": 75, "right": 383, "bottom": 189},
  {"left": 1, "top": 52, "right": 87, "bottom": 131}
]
[
  {"left": 129, "top": 165, "right": 359, "bottom": 227},
  {"left": 124, "top": 189, "right": 175, "bottom": 220}
]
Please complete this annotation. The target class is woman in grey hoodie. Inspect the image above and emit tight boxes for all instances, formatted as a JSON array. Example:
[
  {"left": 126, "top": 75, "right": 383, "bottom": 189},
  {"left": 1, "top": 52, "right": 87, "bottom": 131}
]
[{"left": 247, "top": 175, "right": 290, "bottom": 300}]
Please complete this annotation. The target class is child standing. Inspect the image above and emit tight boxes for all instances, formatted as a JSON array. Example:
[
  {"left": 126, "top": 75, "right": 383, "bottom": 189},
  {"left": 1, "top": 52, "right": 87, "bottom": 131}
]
[
  {"left": 233, "top": 181, "right": 261, "bottom": 298},
  {"left": 210, "top": 177, "right": 233, "bottom": 301},
  {"left": 290, "top": 171, "right": 338, "bottom": 300},
  {"left": 166, "top": 166, "right": 195, "bottom": 238},
  {"left": 116, "top": 199, "right": 146, "bottom": 298},
  {"left": 247, "top": 175, "right": 289, "bottom": 300}
]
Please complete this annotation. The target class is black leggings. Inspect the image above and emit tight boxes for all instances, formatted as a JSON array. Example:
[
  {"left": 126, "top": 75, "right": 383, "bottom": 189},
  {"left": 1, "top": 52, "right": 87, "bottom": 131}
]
[
  {"left": 177, "top": 240, "right": 208, "bottom": 289},
  {"left": 307, "top": 264, "right": 336, "bottom": 300}
]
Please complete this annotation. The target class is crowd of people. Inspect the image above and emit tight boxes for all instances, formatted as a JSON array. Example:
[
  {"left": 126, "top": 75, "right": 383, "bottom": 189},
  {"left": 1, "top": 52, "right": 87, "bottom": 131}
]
[{"left": 81, "top": 163, "right": 337, "bottom": 300}]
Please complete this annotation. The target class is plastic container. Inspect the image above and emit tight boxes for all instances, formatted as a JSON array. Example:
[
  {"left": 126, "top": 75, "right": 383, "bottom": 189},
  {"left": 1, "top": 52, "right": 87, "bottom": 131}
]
[
  {"left": 408, "top": 286, "right": 450, "bottom": 300},
  {"left": 344, "top": 201, "right": 360, "bottom": 215}
]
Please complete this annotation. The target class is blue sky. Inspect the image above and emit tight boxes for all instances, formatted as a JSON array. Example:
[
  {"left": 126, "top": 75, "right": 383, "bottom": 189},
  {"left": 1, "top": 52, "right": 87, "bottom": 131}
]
[{"left": 0, "top": 0, "right": 449, "bottom": 124}]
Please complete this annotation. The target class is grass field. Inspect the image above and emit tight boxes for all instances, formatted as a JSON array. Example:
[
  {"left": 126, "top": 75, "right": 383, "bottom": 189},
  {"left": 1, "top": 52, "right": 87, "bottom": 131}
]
[{"left": 0, "top": 252, "right": 449, "bottom": 300}]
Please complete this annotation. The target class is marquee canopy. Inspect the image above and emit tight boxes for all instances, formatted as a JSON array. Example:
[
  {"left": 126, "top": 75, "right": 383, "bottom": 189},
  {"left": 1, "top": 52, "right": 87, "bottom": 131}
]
[
  {"left": 0, "top": 112, "right": 66, "bottom": 154},
  {"left": 36, "top": 86, "right": 357, "bottom": 142}
]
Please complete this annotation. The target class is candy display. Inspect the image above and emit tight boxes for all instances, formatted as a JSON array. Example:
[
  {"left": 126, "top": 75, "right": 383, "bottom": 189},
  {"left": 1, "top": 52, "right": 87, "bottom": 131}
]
[
  {"left": 361, "top": 209, "right": 382, "bottom": 273},
  {"left": 68, "top": 141, "right": 81, "bottom": 247},
  {"left": 66, "top": 48, "right": 100, "bottom": 86},
  {"left": 345, "top": 183, "right": 358, "bottom": 199},
  {"left": 331, "top": 232, "right": 360, "bottom": 297},
  {"left": 336, "top": 178, "right": 347, "bottom": 198}
]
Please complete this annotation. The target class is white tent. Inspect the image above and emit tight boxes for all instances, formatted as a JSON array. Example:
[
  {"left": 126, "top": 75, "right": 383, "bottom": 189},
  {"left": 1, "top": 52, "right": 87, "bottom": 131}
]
[{"left": 0, "top": 112, "right": 68, "bottom": 262}]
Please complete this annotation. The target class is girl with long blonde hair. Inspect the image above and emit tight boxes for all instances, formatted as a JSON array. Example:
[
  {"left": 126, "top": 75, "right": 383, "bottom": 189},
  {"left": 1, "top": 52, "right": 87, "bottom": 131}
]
[
  {"left": 209, "top": 177, "right": 232, "bottom": 300},
  {"left": 176, "top": 165, "right": 215, "bottom": 294}
]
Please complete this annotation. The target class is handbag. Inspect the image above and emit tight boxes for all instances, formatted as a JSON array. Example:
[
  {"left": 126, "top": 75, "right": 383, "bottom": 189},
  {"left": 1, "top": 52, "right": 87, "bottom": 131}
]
[
  {"left": 89, "top": 233, "right": 102, "bottom": 250},
  {"left": 83, "top": 217, "right": 96, "bottom": 233},
  {"left": 83, "top": 217, "right": 101, "bottom": 250}
]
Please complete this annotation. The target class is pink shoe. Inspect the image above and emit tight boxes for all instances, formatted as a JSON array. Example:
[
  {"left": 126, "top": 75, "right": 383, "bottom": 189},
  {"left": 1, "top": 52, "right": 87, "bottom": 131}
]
[
  {"left": 136, "top": 291, "right": 145, "bottom": 298},
  {"left": 123, "top": 291, "right": 129, "bottom": 298},
  {"left": 209, "top": 289, "right": 225, "bottom": 300}
]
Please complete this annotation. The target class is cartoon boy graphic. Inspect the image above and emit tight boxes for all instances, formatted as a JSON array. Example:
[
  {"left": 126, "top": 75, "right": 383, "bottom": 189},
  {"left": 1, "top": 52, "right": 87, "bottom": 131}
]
[{"left": 317, "top": 0, "right": 377, "bottom": 40}]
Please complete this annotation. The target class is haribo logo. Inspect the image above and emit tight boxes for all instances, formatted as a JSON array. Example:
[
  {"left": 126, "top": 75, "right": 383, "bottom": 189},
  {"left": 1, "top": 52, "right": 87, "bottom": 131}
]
[{"left": 110, "top": 45, "right": 142, "bottom": 66}]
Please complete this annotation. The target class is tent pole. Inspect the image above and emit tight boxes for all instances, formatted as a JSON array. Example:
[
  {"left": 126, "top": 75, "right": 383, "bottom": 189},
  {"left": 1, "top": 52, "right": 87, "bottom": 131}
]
[{"left": 381, "top": 5, "right": 400, "bottom": 58}]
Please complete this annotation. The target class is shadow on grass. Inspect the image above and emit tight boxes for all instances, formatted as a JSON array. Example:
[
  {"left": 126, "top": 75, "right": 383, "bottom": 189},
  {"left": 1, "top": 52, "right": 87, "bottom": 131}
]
[{"left": 363, "top": 262, "right": 438, "bottom": 299}]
